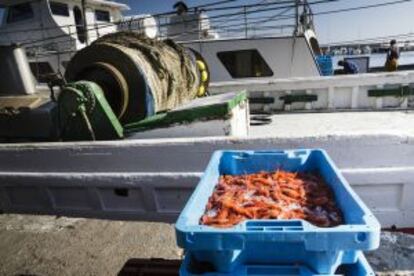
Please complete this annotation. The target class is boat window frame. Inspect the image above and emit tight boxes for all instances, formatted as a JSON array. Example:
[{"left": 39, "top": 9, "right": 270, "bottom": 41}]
[
  {"left": 6, "top": 2, "right": 34, "bottom": 24},
  {"left": 217, "top": 49, "right": 274, "bottom": 79},
  {"left": 95, "top": 9, "right": 111, "bottom": 22},
  {"left": 49, "top": 1, "right": 70, "bottom": 17}
]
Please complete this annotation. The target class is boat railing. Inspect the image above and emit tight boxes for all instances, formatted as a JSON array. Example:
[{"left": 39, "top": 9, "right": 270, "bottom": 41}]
[{"left": 152, "top": 10, "right": 297, "bottom": 41}]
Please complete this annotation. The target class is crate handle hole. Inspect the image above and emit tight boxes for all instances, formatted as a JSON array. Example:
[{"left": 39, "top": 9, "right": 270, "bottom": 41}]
[
  {"left": 236, "top": 152, "right": 251, "bottom": 159},
  {"left": 114, "top": 188, "right": 129, "bottom": 197},
  {"left": 356, "top": 232, "right": 367, "bottom": 243}
]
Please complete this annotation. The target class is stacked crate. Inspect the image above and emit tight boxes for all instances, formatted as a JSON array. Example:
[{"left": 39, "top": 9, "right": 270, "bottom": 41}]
[{"left": 175, "top": 150, "right": 380, "bottom": 275}]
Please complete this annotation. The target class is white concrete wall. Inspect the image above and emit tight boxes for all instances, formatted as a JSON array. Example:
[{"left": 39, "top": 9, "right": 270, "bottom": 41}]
[{"left": 0, "top": 134, "right": 413, "bottom": 228}]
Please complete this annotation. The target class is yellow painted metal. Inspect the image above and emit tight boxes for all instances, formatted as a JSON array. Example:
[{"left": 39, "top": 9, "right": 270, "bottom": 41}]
[{"left": 196, "top": 59, "right": 209, "bottom": 97}]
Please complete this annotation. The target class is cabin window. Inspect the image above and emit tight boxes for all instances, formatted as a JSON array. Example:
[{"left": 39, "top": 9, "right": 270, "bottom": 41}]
[
  {"left": 50, "top": 2, "right": 69, "bottom": 17},
  {"left": 6, "top": 3, "right": 34, "bottom": 23},
  {"left": 95, "top": 10, "right": 110, "bottom": 22},
  {"left": 73, "top": 6, "right": 86, "bottom": 43},
  {"left": 217, "top": 49, "right": 273, "bottom": 78},
  {"left": 0, "top": 8, "right": 4, "bottom": 23},
  {"left": 29, "top": 62, "right": 54, "bottom": 83}
]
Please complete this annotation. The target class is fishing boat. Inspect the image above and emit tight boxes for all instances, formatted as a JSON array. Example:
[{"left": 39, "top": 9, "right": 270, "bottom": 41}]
[{"left": 0, "top": 0, "right": 322, "bottom": 83}]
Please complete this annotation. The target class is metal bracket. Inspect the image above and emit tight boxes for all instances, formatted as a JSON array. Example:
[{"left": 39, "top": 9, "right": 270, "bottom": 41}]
[
  {"left": 279, "top": 94, "right": 318, "bottom": 104},
  {"left": 59, "top": 81, "right": 123, "bottom": 141},
  {"left": 368, "top": 85, "right": 414, "bottom": 97}
]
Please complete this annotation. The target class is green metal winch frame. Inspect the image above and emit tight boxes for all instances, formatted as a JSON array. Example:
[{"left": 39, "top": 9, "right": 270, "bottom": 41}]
[
  {"left": 58, "top": 81, "right": 246, "bottom": 141},
  {"left": 58, "top": 81, "right": 124, "bottom": 141}
]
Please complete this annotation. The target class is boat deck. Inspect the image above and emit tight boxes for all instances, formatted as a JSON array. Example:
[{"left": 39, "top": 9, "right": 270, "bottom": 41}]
[{"left": 250, "top": 111, "right": 414, "bottom": 138}]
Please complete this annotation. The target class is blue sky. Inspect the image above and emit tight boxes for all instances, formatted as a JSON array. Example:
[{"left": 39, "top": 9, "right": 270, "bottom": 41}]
[{"left": 1, "top": 0, "right": 413, "bottom": 44}]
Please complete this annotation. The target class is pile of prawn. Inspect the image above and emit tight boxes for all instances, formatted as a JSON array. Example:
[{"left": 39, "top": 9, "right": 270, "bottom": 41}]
[{"left": 200, "top": 170, "right": 343, "bottom": 228}]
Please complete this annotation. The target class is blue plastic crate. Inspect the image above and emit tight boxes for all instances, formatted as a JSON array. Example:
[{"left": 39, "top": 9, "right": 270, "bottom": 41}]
[
  {"left": 316, "top": 55, "right": 334, "bottom": 76},
  {"left": 180, "top": 252, "right": 374, "bottom": 276},
  {"left": 335, "top": 252, "right": 375, "bottom": 276},
  {"left": 175, "top": 150, "right": 380, "bottom": 274}
]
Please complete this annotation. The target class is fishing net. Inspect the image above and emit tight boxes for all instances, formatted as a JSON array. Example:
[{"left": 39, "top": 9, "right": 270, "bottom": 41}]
[{"left": 92, "top": 31, "right": 200, "bottom": 114}]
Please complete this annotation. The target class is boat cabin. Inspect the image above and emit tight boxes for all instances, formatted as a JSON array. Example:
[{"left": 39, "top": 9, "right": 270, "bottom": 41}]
[
  {"left": 164, "top": 6, "right": 323, "bottom": 81},
  {"left": 0, "top": 0, "right": 128, "bottom": 81},
  {"left": 183, "top": 30, "right": 322, "bottom": 82}
]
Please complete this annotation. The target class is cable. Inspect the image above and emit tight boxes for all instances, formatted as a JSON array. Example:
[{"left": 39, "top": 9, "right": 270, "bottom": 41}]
[
  {"left": 18, "top": 0, "right": 310, "bottom": 45},
  {"left": 15, "top": 0, "right": 414, "bottom": 66},
  {"left": 0, "top": 0, "right": 237, "bottom": 35},
  {"left": 200, "top": 0, "right": 298, "bottom": 12},
  {"left": 162, "top": 0, "right": 307, "bottom": 38},
  {"left": 195, "top": 0, "right": 240, "bottom": 9},
  {"left": 16, "top": 0, "right": 411, "bottom": 49},
  {"left": 34, "top": 20, "right": 297, "bottom": 53},
  {"left": 325, "top": 32, "right": 414, "bottom": 46},
  {"left": 156, "top": 5, "right": 298, "bottom": 40},
  {"left": 20, "top": 0, "right": 337, "bottom": 46},
  {"left": 182, "top": 0, "right": 336, "bottom": 26},
  {"left": 28, "top": 0, "right": 414, "bottom": 56},
  {"left": 160, "top": 10, "right": 296, "bottom": 39},
  {"left": 220, "top": 6, "right": 293, "bottom": 33},
  {"left": 29, "top": 14, "right": 298, "bottom": 56},
  {"left": 214, "top": 0, "right": 287, "bottom": 24},
  {"left": 217, "top": 0, "right": 413, "bottom": 34},
  {"left": 210, "top": 16, "right": 295, "bottom": 34},
  {"left": 5, "top": 0, "right": 409, "bottom": 38},
  {"left": 18, "top": 1, "right": 319, "bottom": 49},
  {"left": 215, "top": 23, "right": 296, "bottom": 34},
  {"left": 313, "top": 0, "right": 412, "bottom": 17},
  {"left": 0, "top": 21, "right": 114, "bottom": 35}
]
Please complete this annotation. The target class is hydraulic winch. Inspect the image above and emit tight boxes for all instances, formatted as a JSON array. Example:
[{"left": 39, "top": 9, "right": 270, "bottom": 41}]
[{"left": 0, "top": 32, "right": 209, "bottom": 142}]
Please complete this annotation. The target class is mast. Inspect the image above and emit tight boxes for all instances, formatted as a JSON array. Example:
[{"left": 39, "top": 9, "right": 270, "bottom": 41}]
[
  {"left": 303, "top": 0, "right": 315, "bottom": 32},
  {"left": 294, "top": 0, "right": 300, "bottom": 35}
]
